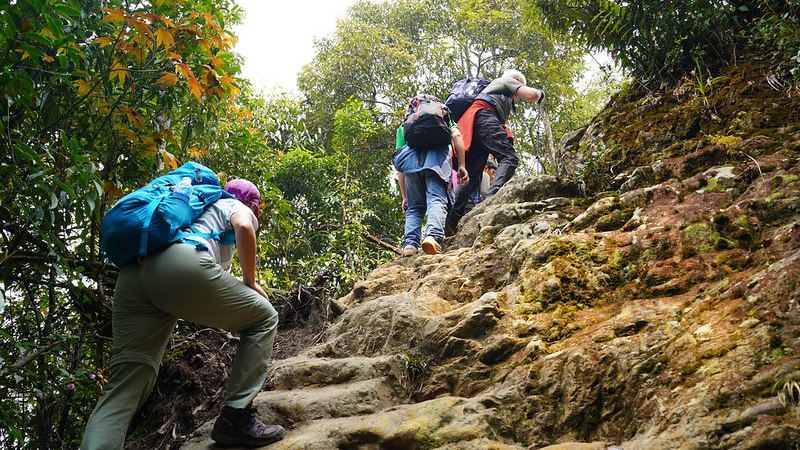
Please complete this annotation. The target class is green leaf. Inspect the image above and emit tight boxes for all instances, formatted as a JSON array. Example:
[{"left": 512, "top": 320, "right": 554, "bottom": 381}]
[
  {"left": 54, "top": 180, "right": 77, "bottom": 199},
  {"left": 54, "top": 4, "right": 82, "bottom": 18},
  {"left": 24, "top": 31, "right": 54, "bottom": 47}
]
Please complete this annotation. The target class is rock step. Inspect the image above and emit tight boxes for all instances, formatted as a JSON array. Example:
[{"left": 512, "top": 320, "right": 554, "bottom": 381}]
[
  {"left": 268, "top": 354, "right": 401, "bottom": 390},
  {"left": 180, "top": 396, "right": 525, "bottom": 450},
  {"left": 255, "top": 378, "right": 400, "bottom": 425}
]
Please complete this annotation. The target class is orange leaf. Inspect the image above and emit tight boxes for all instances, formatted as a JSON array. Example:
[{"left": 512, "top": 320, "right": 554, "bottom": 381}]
[
  {"left": 218, "top": 75, "right": 235, "bottom": 91},
  {"left": 166, "top": 52, "right": 182, "bottom": 61},
  {"left": 101, "top": 8, "right": 126, "bottom": 24},
  {"left": 104, "top": 181, "right": 125, "bottom": 201},
  {"left": 124, "top": 108, "right": 145, "bottom": 129},
  {"left": 187, "top": 78, "right": 204, "bottom": 102},
  {"left": 157, "top": 72, "right": 179, "bottom": 87},
  {"left": 160, "top": 128, "right": 176, "bottom": 143},
  {"left": 159, "top": 14, "right": 175, "bottom": 28},
  {"left": 154, "top": 28, "right": 174, "bottom": 50},
  {"left": 93, "top": 36, "right": 114, "bottom": 48},
  {"left": 130, "top": 19, "right": 153, "bottom": 40},
  {"left": 188, "top": 147, "right": 209, "bottom": 158},
  {"left": 209, "top": 56, "right": 224, "bottom": 69},
  {"left": 175, "top": 63, "right": 193, "bottom": 79}
]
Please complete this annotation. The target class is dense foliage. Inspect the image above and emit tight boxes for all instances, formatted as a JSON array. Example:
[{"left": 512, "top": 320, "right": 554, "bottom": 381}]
[
  {"left": 297, "top": 0, "right": 605, "bottom": 171},
  {"left": 532, "top": 0, "right": 800, "bottom": 88},
  {"left": 0, "top": 0, "right": 246, "bottom": 447}
]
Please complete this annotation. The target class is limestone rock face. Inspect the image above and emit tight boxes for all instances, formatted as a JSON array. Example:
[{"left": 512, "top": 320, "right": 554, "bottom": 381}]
[{"left": 181, "top": 61, "right": 800, "bottom": 449}]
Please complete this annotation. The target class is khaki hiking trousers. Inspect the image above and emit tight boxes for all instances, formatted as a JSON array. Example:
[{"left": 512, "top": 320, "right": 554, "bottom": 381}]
[{"left": 80, "top": 243, "right": 278, "bottom": 450}]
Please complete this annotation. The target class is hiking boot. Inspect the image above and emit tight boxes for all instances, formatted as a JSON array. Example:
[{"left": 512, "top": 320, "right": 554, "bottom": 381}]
[
  {"left": 402, "top": 244, "right": 419, "bottom": 257},
  {"left": 421, "top": 236, "right": 442, "bottom": 255},
  {"left": 211, "top": 404, "right": 285, "bottom": 447}
]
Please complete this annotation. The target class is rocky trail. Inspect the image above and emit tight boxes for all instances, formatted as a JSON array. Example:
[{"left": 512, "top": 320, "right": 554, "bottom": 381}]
[{"left": 179, "top": 58, "right": 800, "bottom": 449}]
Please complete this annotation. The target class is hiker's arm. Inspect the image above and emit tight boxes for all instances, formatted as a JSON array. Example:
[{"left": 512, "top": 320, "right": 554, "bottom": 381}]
[
  {"left": 515, "top": 85, "right": 544, "bottom": 103},
  {"left": 397, "top": 172, "right": 408, "bottom": 213},
  {"left": 231, "top": 210, "right": 268, "bottom": 299},
  {"left": 451, "top": 127, "right": 469, "bottom": 186}
]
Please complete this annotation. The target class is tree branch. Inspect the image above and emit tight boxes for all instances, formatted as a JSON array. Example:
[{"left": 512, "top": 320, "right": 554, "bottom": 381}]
[{"left": 0, "top": 341, "right": 61, "bottom": 377}]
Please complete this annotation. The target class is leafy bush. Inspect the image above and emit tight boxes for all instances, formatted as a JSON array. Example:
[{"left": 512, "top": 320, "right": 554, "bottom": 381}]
[
  {"left": 751, "top": 0, "right": 800, "bottom": 85},
  {"left": 533, "top": 0, "right": 763, "bottom": 87}
]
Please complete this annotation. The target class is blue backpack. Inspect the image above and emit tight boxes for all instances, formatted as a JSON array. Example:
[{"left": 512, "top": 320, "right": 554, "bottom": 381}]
[
  {"left": 444, "top": 77, "right": 491, "bottom": 122},
  {"left": 100, "top": 162, "right": 235, "bottom": 267}
]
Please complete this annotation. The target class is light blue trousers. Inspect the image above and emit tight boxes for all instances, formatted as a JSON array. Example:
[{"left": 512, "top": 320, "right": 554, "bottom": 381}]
[
  {"left": 80, "top": 244, "right": 278, "bottom": 450},
  {"left": 402, "top": 169, "right": 449, "bottom": 247}
]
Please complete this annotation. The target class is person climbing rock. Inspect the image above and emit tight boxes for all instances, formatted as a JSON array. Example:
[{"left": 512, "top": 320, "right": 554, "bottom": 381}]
[
  {"left": 395, "top": 95, "right": 469, "bottom": 256},
  {"left": 80, "top": 179, "right": 284, "bottom": 449},
  {"left": 446, "top": 69, "right": 545, "bottom": 233}
]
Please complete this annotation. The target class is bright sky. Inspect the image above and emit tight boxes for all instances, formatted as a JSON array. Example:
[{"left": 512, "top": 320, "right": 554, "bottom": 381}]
[{"left": 232, "top": 0, "right": 358, "bottom": 93}]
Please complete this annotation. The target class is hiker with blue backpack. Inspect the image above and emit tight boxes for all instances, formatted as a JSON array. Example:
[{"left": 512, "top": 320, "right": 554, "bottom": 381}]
[
  {"left": 82, "top": 167, "right": 284, "bottom": 449},
  {"left": 444, "top": 69, "right": 545, "bottom": 233},
  {"left": 395, "top": 94, "right": 469, "bottom": 256}
]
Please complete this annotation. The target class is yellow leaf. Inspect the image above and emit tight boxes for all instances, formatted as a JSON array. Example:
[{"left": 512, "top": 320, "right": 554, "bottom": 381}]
[
  {"left": 73, "top": 79, "right": 94, "bottom": 96},
  {"left": 121, "top": 129, "right": 138, "bottom": 143},
  {"left": 40, "top": 28, "right": 56, "bottom": 39},
  {"left": 196, "top": 38, "right": 211, "bottom": 54},
  {"left": 42, "top": 55, "right": 54, "bottom": 63},
  {"left": 187, "top": 77, "right": 204, "bottom": 102},
  {"left": 110, "top": 61, "right": 128, "bottom": 85},
  {"left": 92, "top": 99, "right": 111, "bottom": 115},
  {"left": 15, "top": 49, "right": 30, "bottom": 61},
  {"left": 157, "top": 72, "right": 179, "bottom": 87},
  {"left": 161, "top": 150, "right": 179, "bottom": 170},
  {"left": 154, "top": 29, "right": 174, "bottom": 50}
]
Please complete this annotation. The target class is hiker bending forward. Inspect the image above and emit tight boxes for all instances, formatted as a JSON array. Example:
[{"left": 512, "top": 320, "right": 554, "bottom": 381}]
[
  {"left": 395, "top": 98, "right": 469, "bottom": 256},
  {"left": 81, "top": 179, "right": 284, "bottom": 449},
  {"left": 447, "top": 69, "right": 544, "bottom": 231}
]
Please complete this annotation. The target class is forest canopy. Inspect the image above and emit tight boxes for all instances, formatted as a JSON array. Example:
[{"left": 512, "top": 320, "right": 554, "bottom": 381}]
[{"left": 1, "top": 0, "right": 798, "bottom": 447}]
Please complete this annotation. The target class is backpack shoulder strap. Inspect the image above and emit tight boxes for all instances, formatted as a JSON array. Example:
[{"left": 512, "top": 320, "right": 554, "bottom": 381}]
[{"left": 138, "top": 192, "right": 171, "bottom": 263}]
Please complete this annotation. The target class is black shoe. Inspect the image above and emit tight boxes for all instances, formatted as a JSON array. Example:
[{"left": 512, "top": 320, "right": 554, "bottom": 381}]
[{"left": 211, "top": 404, "right": 285, "bottom": 447}]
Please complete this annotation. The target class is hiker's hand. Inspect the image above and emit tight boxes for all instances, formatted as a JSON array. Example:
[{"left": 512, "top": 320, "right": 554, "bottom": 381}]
[
  {"left": 401, "top": 198, "right": 408, "bottom": 214},
  {"left": 248, "top": 281, "right": 269, "bottom": 300},
  {"left": 457, "top": 167, "right": 469, "bottom": 186},
  {"left": 536, "top": 89, "right": 546, "bottom": 103}
]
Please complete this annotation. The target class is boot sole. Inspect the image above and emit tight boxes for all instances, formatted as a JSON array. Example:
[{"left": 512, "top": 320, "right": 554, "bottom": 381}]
[
  {"left": 211, "top": 428, "right": 284, "bottom": 447},
  {"left": 421, "top": 241, "right": 440, "bottom": 255}
]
